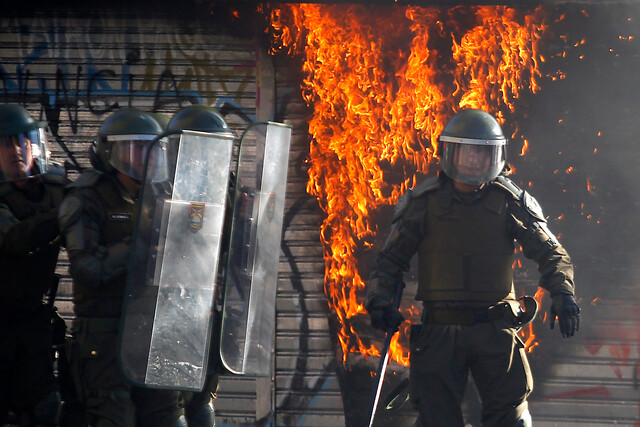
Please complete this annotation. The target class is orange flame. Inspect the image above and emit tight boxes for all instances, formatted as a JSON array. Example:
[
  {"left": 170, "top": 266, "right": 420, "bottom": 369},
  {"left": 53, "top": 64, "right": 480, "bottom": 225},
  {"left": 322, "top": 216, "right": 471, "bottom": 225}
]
[
  {"left": 268, "top": 4, "right": 549, "bottom": 365},
  {"left": 520, "top": 288, "right": 547, "bottom": 352}
]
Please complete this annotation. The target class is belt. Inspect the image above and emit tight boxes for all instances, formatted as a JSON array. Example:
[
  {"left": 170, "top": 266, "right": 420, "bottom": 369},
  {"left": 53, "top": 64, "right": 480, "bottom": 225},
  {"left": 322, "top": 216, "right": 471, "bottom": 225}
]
[
  {"left": 425, "top": 305, "right": 504, "bottom": 325},
  {"left": 424, "top": 297, "right": 538, "bottom": 327}
]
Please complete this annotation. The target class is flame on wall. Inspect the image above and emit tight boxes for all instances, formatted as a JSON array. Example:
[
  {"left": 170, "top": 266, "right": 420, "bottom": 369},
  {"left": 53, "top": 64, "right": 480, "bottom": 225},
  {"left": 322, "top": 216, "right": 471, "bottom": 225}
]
[{"left": 268, "top": 4, "right": 549, "bottom": 365}]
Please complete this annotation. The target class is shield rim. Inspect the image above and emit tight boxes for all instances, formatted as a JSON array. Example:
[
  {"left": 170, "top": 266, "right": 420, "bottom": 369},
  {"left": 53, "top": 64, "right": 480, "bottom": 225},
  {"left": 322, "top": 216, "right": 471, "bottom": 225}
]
[
  {"left": 118, "top": 129, "right": 235, "bottom": 390},
  {"left": 219, "top": 121, "right": 292, "bottom": 376}
]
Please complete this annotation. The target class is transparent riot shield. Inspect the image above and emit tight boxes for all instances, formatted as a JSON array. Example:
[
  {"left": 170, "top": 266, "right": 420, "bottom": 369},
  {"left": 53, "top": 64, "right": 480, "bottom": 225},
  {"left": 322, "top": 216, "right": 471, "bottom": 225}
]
[
  {"left": 119, "top": 130, "right": 233, "bottom": 391},
  {"left": 220, "top": 122, "right": 292, "bottom": 375}
]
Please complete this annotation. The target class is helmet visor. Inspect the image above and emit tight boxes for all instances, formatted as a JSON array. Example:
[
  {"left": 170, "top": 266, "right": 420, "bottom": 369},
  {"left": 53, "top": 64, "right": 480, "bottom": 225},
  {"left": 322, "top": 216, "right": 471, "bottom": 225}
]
[
  {"left": 440, "top": 137, "right": 506, "bottom": 185},
  {"left": 0, "top": 128, "right": 48, "bottom": 182},
  {"left": 107, "top": 135, "right": 167, "bottom": 182}
]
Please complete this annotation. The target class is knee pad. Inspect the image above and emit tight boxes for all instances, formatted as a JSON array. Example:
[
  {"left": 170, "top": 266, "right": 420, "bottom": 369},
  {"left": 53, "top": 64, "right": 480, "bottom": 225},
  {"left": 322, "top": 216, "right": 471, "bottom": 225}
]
[
  {"left": 513, "top": 408, "right": 532, "bottom": 427},
  {"left": 185, "top": 402, "right": 215, "bottom": 427},
  {"left": 171, "top": 415, "right": 189, "bottom": 427},
  {"left": 506, "top": 402, "right": 532, "bottom": 427},
  {"left": 31, "top": 391, "right": 61, "bottom": 425},
  {"left": 185, "top": 391, "right": 213, "bottom": 412}
]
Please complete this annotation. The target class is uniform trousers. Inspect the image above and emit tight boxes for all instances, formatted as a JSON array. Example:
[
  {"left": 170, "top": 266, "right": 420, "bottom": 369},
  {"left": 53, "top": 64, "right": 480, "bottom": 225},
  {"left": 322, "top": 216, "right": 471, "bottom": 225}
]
[
  {"left": 68, "top": 318, "right": 184, "bottom": 427},
  {"left": 410, "top": 319, "right": 533, "bottom": 427}
]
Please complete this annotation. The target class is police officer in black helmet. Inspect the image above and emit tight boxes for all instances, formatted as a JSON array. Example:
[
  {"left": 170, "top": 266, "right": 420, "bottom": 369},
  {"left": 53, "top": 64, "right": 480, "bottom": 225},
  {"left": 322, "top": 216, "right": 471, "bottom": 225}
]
[
  {"left": 366, "top": 109, "right": 580, "bottom": 426},
  {"left": 0, "top": 104, "right": 68, "bottom": 426},
  {"left": 58, "top": 109, "right": 187, "bottom": 427}
]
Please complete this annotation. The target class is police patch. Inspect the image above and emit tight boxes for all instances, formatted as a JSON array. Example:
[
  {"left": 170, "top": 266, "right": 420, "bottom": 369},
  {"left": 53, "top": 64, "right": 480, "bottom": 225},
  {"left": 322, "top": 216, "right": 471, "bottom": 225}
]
[
  {"left": 267, "top": 192, "right": 276, "bottom": 222},
  {"left": 187, "top": 202, "right": 205, "bottom": 233}
]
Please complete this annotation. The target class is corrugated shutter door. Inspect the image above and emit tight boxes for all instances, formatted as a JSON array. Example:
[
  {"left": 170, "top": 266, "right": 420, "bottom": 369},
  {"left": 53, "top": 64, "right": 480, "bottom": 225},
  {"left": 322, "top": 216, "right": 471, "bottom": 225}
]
[
  {"left": 273, "top": 57, "right": 346, "bottom": 426},
  {"left": 0, "top": 9, "right": 265, "bottom": 425}
]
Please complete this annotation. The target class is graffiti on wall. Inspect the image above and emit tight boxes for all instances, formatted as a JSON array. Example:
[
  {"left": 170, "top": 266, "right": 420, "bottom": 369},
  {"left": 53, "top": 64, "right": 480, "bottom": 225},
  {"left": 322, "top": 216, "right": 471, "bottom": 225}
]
[
  {"left": 0, "top": 16, "right": 257, "bottom": 139},
  {"left": 1, "top": 15, "right": 344, "bottom": 426}
]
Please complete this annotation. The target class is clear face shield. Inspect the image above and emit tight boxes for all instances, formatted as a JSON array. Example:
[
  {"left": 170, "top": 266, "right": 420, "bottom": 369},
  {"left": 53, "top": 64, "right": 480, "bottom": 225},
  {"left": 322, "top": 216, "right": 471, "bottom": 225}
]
[
  {"left": 0, "top": 128, "right": 48, "bottom": 182},
  {"left": 439, "top": 135, "right": 506, "bottom": 186},
  {"left": 107, "top": 134, "right": 168, "bottom": 182}
]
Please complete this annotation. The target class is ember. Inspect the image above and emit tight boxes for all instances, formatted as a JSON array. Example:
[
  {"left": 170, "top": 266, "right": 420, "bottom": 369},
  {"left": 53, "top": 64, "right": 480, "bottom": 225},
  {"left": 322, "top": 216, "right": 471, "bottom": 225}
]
[{"left": 268, "top": 4, "right": 549, "bottom": 365}]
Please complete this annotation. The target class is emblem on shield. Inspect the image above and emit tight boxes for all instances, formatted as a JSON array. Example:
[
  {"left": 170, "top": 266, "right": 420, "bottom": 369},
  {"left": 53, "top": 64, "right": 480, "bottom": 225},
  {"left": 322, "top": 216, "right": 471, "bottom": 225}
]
[
  {"left": 187, "top": 202, "right": 206, "bottom": 233},
  {"left": 267, "top": 192, "right": 276, "bottom": 222}
]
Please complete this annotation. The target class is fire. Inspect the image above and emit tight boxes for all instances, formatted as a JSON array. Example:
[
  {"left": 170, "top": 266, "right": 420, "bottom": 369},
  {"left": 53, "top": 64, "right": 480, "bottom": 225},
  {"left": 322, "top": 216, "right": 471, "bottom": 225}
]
[
  {"left": 267, "top": 4, "right": 549, "bottom": 365},
  {"left": 520, "top": 288, "right": 547, "bottom": 352}
]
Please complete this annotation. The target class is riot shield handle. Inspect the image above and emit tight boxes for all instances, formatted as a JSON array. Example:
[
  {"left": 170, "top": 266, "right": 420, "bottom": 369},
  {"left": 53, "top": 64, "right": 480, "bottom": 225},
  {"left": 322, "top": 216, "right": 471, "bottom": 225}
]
[{"left": 366, "top": 280, "right": 405, "bottom": 427}]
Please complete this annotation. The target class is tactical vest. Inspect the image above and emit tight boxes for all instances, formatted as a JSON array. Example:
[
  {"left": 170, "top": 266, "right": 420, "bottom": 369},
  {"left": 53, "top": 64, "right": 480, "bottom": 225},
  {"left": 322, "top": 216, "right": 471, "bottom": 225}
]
[
  {"left": 71, "top": 172, "right": 137, "bottom": 317},
  {"left": 0, "top": 173, "right": 67, "bottom": 304},
  {"left": 416, "top": 182, "right": 515, "bottom": 302}
]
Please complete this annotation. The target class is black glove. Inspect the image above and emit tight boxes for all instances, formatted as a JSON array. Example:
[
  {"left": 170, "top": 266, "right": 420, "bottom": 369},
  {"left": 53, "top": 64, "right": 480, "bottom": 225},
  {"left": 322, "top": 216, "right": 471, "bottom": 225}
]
[
  {"left": 550, "top": 293, "right": 580, "bottom": 338},
  {"left": 368, "top": 300, "right": 404, "bottom": 333}
]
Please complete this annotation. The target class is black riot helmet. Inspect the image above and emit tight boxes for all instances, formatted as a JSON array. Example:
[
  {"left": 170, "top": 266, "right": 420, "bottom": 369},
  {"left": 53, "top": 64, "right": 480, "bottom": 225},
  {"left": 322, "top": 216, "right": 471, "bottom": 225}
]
[
  {"left": 438, "top": 109, "right": 507, "bottom": 186},
  {"left": 95, "top": 109, "right": 167, "bottom": 181},
  {"left": 150, "top": 112, "right": 171, "bottom": 130},
  {"left": 0, "top": 104, "right": 49, "bottom": 182},
  {"left": 168, "top": 104, "right": 234, "bottom": 137}
]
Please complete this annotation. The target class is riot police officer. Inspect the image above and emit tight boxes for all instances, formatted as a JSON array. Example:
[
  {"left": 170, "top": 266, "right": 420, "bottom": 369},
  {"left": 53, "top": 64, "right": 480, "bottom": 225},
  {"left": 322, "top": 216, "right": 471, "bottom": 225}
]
[
  {"left": 167, "top": 104, "right": 235, "bottom": 427},
  {"left": 0, "top": 104, "right": 68, "bottom": 425},
  {"left": 58, "top": 109, "right": 187, "bottom": 427},
  {"left": 366, "top": 109, "right": 581, "bottom": 427}
]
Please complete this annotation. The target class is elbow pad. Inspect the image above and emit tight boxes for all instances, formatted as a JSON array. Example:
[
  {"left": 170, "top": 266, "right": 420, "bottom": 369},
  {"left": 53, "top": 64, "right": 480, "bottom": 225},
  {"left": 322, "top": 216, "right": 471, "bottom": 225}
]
[
  {"left": 520, "top": 221, "right": 559, "bottom": 262},
  {"left": 508, "top": 189, "right": 559, "bottom": 260}
]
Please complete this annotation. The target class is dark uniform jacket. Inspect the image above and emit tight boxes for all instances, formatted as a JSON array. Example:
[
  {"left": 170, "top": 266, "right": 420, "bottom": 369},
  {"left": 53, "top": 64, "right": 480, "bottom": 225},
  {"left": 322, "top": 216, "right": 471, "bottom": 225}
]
[
  {"left": 366, "top": 174, "right": 575, "bottom": 308},
  {"left": 58, "top": 170, "right": 136, "bottom": 318},
  {"left": 0, "top": 169, "right": 67, "bottom": 365},
  {"left": 0, "top": 170, "right": 67, "bottom": 313}
]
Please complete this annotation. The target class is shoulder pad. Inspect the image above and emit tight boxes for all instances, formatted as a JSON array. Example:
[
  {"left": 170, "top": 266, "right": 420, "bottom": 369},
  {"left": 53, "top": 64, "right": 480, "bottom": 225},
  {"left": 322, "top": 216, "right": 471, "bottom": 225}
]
[
  {"left": 522, "top": 191, "right": 546, "bottom": 222},
  {"left": 494, "top": 176, "right": 546, "bottom": 222},
  {"left": 42, "top": 164, "right": 69, "bottom": 185},
  {"left": 392, "top": 191, "right": 412, "bottom": 223},
  {"left": 58, "top": 194, "right": 84, "bottom": 231},
  {"left": 412, "top": 176, "right": 441, "bottom": 198},
  {"left": 493, "top": 175, "right": 524, "bottom": 200},
  {"left": 392, "top": 177, "right": 439, "bottom": 222},
  {"left": 68, "top": 169, "right": 104, "bottom": 189}
]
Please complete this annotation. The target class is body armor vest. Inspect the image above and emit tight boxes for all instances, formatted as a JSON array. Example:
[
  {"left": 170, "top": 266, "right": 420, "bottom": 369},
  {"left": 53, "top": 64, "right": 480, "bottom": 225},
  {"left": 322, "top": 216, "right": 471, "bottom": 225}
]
[
  {"left": 416, "top": 183, "right": 515, "bottom": 302},
  {"left": 0, "top": 174, "right": 66, "bottom": 304},
  {"left": 71, "top": 173, "right": 136, "bottom": 317}
]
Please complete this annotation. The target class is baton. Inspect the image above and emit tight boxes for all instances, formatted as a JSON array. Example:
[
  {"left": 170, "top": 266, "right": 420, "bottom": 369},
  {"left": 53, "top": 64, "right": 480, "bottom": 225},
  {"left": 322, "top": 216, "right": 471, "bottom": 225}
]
[{"left": 366, "top": 281, "right": 405, "bottom": 427}]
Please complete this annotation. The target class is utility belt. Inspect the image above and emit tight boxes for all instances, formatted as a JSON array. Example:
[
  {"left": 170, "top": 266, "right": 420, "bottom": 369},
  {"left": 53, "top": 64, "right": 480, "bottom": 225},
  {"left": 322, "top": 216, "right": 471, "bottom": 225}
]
[{"left": 423, "top": 296, "right": 538, "bottom": 328}]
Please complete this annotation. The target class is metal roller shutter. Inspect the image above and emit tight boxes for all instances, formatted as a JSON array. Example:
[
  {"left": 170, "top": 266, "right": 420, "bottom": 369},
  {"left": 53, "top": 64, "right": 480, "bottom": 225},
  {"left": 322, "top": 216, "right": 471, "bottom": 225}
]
[{"left": 0, "top": 7, "right": 271, "bottom": 426}]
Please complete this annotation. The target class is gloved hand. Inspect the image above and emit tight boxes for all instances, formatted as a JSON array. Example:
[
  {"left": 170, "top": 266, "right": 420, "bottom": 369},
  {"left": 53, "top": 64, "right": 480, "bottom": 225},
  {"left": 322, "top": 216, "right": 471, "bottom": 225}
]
[
  {"left": 368, "top": 300, "right": 404, "bottom": 333},
  {"left": 550, "top": 293, "right": 581, "bottom": 338}
]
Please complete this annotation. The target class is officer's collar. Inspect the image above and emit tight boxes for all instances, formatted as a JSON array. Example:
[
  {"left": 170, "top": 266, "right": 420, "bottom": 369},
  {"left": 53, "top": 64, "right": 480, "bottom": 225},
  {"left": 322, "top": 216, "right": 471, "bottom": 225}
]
[{"left": 437, "top": 178, "right": 488, "bottom": 209}]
